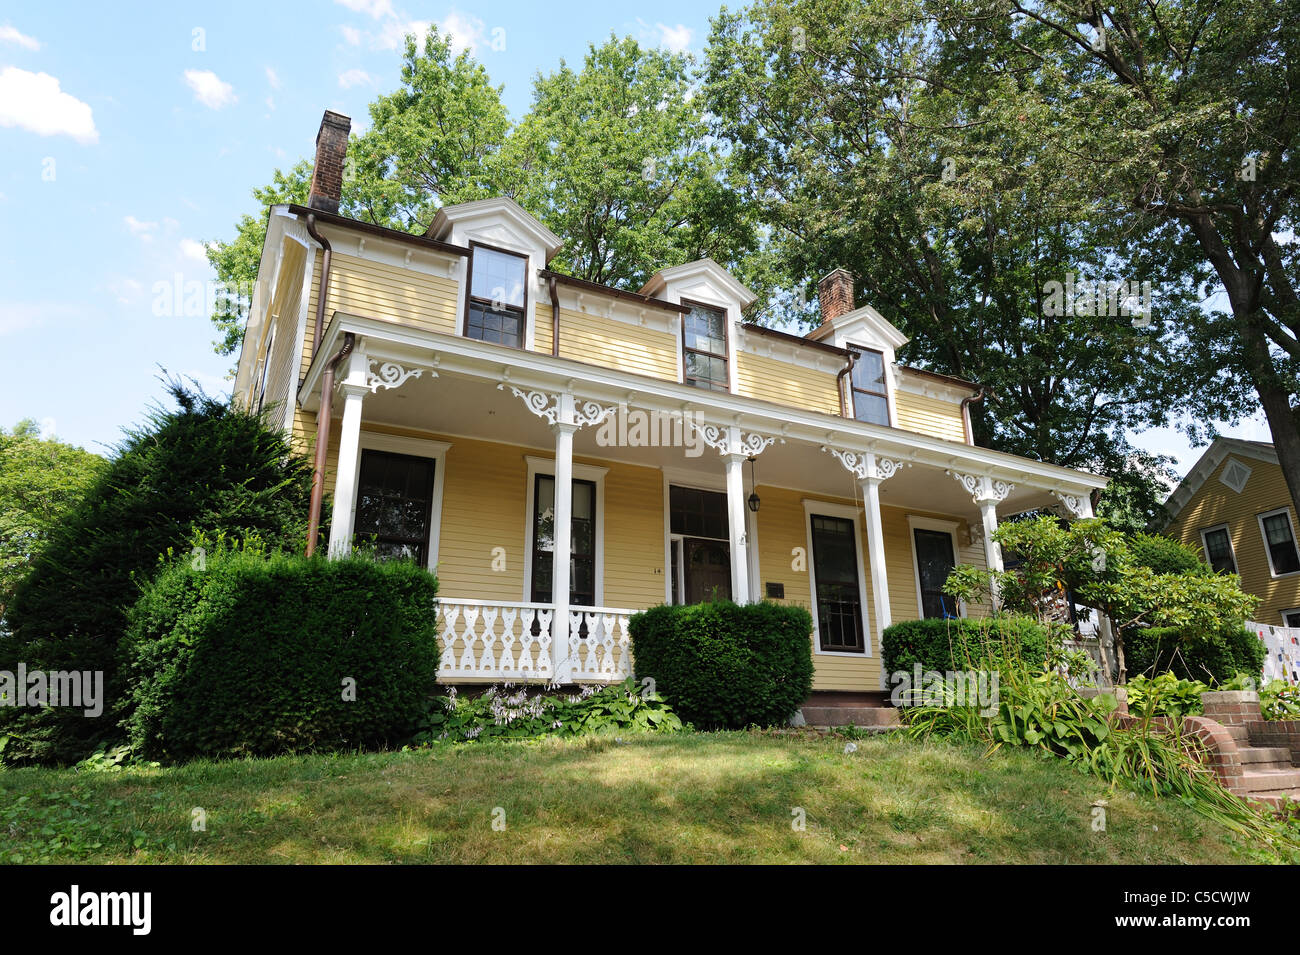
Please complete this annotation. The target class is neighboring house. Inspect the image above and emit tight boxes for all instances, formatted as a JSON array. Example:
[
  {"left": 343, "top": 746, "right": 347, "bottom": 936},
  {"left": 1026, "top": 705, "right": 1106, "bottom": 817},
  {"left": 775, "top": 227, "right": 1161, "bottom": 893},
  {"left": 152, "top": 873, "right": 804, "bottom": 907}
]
[
  {"left": 231, "top": 111, "right": 1106, "bottom": 700},
  {"left": 1165, "top": 437, "right": 1300, "bottom": 628}
]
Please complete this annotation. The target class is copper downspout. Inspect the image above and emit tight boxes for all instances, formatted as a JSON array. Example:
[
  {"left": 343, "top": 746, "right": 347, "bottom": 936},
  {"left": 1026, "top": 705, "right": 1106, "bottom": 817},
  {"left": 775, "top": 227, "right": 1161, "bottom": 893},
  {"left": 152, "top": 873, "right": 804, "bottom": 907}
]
[
  {"left": 960, "top": 386, "right": 987, "bottom": 446},
  {"left": 836, "top": 350, "right": 858, "bottom": 418},
  {"left": 304, "top": 212, "right": 336, "bottom": 557},
  {"left": 549, "top": 275, "right": 560, "bottom": 357}
]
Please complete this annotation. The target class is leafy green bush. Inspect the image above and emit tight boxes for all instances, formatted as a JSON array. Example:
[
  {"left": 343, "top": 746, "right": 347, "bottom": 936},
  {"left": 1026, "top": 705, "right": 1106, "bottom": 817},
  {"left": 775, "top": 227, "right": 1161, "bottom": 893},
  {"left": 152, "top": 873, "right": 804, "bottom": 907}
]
[
  {"left": 881, "top": 616, "right": 1051, "bottom": 679},
  {"left": 629, "top": 601, "right": 813, "bottom": 730},
  {"left": 1128, "top": 533, "right": 1213, "bottom": 576},
  {"left": 1261, "top": 681, "right": 1300, "bottom": 720},
  {"left": 413, "top": 678, "right": 684, "bottom": 743},
  {"left": 1125, "top": 673, "right": 1208, "bottom": 718},
  {"left": 1125, "top": 625, "right": 1266, "bottom": 685},
  {"left": 124, "top": 548, "right": 439, "bottom": 762},
  {"left": 0, "top": 383, "right": 313, "bottom": 764}
]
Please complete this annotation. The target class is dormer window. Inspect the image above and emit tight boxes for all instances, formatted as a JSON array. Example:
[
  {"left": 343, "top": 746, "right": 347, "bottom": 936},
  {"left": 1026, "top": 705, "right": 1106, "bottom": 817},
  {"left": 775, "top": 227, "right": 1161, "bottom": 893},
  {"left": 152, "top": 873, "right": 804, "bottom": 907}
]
[
  {"left": 465, "top": 242, "right": 527, "bottom": 348},
  {"left": 848, "top": 346, "right": 890, "bottom": 425},
  {"left": 682, "top": 299, "right": 729, "bottom": 392}
]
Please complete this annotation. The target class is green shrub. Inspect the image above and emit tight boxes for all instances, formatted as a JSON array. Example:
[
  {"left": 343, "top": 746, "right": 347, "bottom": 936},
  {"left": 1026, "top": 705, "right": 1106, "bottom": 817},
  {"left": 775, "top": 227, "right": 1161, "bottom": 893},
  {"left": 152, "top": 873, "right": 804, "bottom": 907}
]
[
  {"left": 1125, "top": 624, "right": 1266, "bottom": 685},
  {"left": 1125, "top": 672, "right": 1208, "bottom": 718},
  {"left": 1261, "top": 681, "right": 1300, "bottom": 721},
  {"left": 123, "top": 548, "right": 439, "bottom": 761},
  {"left": 628, "top": 601, "right": 813, "bottom": 730},
  {"left": 881, "top": 616, "right": 1051, "bottom": 679},
  {"left": 413, "top": 678, "right": 684, "bottom": 743},
  {"left": 1129, "top": 533, "right": 1213, "bottom": 576},
  {"left": 0, "top": 383, "right": 313, "bottom": 764}
]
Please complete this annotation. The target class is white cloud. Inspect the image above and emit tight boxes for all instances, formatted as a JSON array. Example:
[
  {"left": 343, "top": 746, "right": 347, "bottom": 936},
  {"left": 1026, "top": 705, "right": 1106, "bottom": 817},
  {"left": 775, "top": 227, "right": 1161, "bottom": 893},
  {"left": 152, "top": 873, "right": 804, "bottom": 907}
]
[
  {"left": 341, "top": 24, "right": 362, "bottom": 45},
  {"left": 335, "top": 0, "right": 394, "bottom": 17},
  {"left": 439, "top": 11, "right": 484, "bottom": 55},
  {"left": 38, "top": 417, "right": 57, "bottom": 439},
  {"left": 179, "top": 238, "right": 211, "bottom": 263},
  {"left": 183, "top": 69, "right": 237, "bottom": 109},
  {"left": 637, "top": 19, "right": 693, "bottom": 54},
  {"left": 124, "top": 215, "right": 159, "bottom": 239},
  {"left": 0, "top": 67, "right": 97, "bottom": 143},
  {"left": 265, "top": 66, "right": 281, "bottom": 89},
  {"left": 0, "top": 24, "right": 40, "bottom": 50},
  {"left": 338, "top": 68, "right": 376, "bottom": 89},
  {"left": 374, "top": 18, "right": 432, "bottom": 51}
]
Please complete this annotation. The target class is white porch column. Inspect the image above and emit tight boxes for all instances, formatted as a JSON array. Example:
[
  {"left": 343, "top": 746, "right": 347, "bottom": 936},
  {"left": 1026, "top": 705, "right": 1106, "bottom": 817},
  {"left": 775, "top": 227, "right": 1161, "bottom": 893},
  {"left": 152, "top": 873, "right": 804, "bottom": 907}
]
[
  {"left": 947, "top": 471, "right": 1014, "bottom": 610},
  {"left": 550, "top": 396, "right": 578, "bottom": 682},
  {"left": 857, "top": 458, "right": 892, "bottom": 652},
  {"left": 724, "top": 429, "right": 751, "bottom": 603},
  {"left": 327, "top": 347, "right": 368, "bottom": 558}
]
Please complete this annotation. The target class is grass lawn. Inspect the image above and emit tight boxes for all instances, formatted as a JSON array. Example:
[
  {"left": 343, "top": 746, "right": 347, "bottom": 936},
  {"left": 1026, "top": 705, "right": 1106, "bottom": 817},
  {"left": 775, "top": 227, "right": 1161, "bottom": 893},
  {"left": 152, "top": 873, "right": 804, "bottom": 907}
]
[{"left": 0, "top": 730, "right": 1274, "bottom": 864}]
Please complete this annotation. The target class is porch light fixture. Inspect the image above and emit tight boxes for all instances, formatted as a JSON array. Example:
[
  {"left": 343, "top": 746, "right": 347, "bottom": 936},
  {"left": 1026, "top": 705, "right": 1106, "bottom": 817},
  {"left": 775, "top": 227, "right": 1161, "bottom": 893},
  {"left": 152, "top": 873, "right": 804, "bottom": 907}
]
[{"left": 747, "top": 456, "right": 761, "bottom": 512}]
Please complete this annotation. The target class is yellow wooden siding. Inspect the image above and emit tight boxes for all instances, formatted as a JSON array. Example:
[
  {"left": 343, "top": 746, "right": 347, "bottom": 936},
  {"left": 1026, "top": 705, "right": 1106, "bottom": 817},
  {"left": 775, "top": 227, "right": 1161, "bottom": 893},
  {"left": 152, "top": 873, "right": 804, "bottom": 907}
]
[
  {"left": 532, "top": 304, "right": 679, "bottom": 382},
  {"left": 1167, "top": 454, "right": 1300, "bottom": 624},
  {"left": 596, "top": 457, "right": 670, "bottom": 609},
  {"left": 259, "top": 246, "right": 306, "bottom": 425},
  {"left": 735, "top": 352, "right": 841, "bottom": 416},
  {"left": 301, "top": 253, "right": 460, "bottom": 379},
  {"left": 894, "top": 391, "right": 967, "bottom": 444}
]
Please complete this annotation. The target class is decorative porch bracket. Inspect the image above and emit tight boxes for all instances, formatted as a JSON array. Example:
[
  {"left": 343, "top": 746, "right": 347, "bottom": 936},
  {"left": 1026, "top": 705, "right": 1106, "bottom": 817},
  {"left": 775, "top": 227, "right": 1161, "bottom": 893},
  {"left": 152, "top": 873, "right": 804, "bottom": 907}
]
[
  {"left": 506, "top": 385, "right": 616, "bottom": 682},
  {"left": 366, "top": 359, "right": 434, "bottom": 393},
  {"left": 823, "top": 447, "right": 908, "bottom": 683},
  {"left": 946, "top": 470, "right": 1014, "bottom": 603},
  {"left": 686, "top": 419, "right": 777, "bottom": 458},
  {"left": 1050, "top": 489, "right": 1094, "bottom": 519}
]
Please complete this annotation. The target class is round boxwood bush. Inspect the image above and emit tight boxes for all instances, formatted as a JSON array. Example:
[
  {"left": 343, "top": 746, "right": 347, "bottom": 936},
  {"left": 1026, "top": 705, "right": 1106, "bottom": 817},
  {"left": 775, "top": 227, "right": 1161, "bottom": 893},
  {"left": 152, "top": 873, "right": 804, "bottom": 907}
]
[
  {"left": 1124, "top": 624, "right": 1265, "bottom": 684},
  {"left": 629, "top": 601, "right": 813, "bottom": 729},
  {"left": 123, "top": 548, "right": 440, "bottom": 761},
  {"left": 881, "top": 616, "right": 1051, "bottom": 678}
]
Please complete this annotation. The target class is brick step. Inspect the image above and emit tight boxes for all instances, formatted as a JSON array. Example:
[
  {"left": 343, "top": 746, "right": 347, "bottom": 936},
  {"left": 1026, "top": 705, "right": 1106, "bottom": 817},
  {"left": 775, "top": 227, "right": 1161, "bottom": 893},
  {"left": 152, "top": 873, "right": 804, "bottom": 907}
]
[
  {"left": 1247, "top": 789, "right": 1300, "bottom": 813},
  {"left": 1236, "top": 768, "right": 1300, "bottom": 793},
  {"left": 1223, "top": 725, "right": 1250, "bottom": 743},
  {"left": 801, "top": 706, "right": 902, "bottom": 728},
  {"left": 1237, "top": 746, "right": 1295, "bottom": 767}
]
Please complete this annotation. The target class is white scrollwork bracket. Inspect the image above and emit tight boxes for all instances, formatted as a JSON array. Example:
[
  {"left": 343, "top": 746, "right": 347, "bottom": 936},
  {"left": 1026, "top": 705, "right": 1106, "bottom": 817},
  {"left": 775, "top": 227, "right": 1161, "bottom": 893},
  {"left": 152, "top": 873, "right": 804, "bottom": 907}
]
[
  {"left": 1051, "top": 490, "right": 1089, "bottom": 518},
  {"left": 946, "top": 470, "right": 1014, "bottom": 504},
  {"left": 508, "top": 387, "right": 615, "bottom": 430},
  {"left": 366, "top": 360, "right": 429, "bottom": 393},
  {"left": 687, "top": 420, "right": 776, "bottom": 457},
  {"left": 822, "top": 447, "right": 909, "bottom": 482}
]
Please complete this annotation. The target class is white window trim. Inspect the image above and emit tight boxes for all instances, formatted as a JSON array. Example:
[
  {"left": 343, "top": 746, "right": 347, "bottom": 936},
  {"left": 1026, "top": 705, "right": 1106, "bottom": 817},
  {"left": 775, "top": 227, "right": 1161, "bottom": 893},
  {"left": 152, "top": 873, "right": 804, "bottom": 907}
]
[
  {"left": 1280, "top": 608, "right": 1300, "bottom": 628},
  {"left": 1199, "top": 522, "right": 1238, "bottom": 575},
  {"left": 907, "top": 515, "right": 965, "bottom": 621},
  {"left": 1256, "top": 507, "right": 1300, "bottom": 578},
  {"left": 802, "top": 499, "right": 873, "bottom": 658},
  {"left": 523, "top": 454, "right": 607, "bottom": 605},
  {"left": 350, "top": 432, "right": 451, "bottom": 573}
]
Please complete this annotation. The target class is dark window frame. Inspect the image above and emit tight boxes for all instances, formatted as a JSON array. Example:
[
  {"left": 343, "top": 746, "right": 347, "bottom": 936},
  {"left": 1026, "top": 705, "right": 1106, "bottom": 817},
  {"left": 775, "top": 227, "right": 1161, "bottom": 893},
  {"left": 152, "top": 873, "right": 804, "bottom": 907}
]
[
  {"left": 848, "top": 345, "right": 890, "bottom": 426},
  {"left": 680, "top": 297, "right": 730, "bottom": 393},
  {"left": 529, "top": 473, "right": 597, "bottom": 608},
  {"left": 462, "top": 240, "right": 529, "bottom": 350},
  {"left": 353, "top": 448, "right": 437, "bottom": 567},
  {"left": 1199, "top": 524, "right": 1237, "bottom": 575},
  {"left": 913, "top": 526, "right": 959, "bottom": 620},
  {"left": 809, "top": 513, "right": 866, "bottom": 654}
]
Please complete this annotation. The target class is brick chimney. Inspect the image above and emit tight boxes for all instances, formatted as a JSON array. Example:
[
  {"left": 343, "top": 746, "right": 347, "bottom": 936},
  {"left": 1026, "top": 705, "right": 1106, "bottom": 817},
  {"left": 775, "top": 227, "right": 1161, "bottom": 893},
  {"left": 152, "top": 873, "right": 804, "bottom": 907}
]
[
  {"left": 307, "top": 110, "right": 351, "bottom": 214},
  {"left": 818, "top": 269, "right": 855, "bottom": 324}
]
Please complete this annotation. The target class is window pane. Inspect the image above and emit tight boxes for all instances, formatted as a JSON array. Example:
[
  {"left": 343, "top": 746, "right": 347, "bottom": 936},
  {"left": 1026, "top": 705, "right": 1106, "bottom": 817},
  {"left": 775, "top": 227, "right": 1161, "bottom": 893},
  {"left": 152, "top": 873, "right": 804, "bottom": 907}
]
[
  {"left": 467, "top": 302, "right": 522, "bottom": 348},
  {"left": 854, "top": 393, "right": 889, "bottom": 426},
  {"left": 1202, "top": 528, "right": 1236, "bottom": 575},
  {"left": 685, "top": 352, "right": 728, "bottom": 390},
  {"left": 811, "top": 515, "right": 863, "bottom": 652},
  {"left": 684, "top": 305, "right": 726, "bottom": 355},
  {"left": 1263, "top": 513, "right": 1300, "bottom": 574},
  {"left": 914, "top": 529, "right": 957, "bottom": 619},
  {"left": 470, "top": 246, "right": 525, "bottom": 308},
  {"left": 669, "top": 485, "right": 729, "bottom": 540},
  {"left": 354, "top": 450, "right": 435, "bottom": 566},
  {"left": 531, "top": 476, "right": 596, "bottom": 606},
  {"left": 850, "top": 349, "right": 885, "bottom": 393},
  {"left": 1283, "top": 610, "right": 1300, "bottom": 628}
]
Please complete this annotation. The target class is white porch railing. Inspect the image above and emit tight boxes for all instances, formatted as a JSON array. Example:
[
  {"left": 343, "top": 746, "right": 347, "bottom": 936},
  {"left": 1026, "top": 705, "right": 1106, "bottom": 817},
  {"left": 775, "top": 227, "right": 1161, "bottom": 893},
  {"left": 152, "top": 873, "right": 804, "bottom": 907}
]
[{"left": 436, "top": 599, "right": 634, "bottom": 683}]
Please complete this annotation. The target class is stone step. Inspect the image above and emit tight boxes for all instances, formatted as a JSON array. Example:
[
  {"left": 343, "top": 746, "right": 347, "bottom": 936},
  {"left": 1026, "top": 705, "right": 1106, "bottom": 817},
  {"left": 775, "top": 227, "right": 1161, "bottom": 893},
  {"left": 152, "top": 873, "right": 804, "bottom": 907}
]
[
  {"left": 1238, "top": 746, "right": 1294, "bottom": 767},
  {"left": 1247, "top": 789, "right": 1300, "bottom": 813},
  {"left": 1223, "top": 725, "right": 1250, "bottom": 743},
  {"left": 801, "top": 706, "right": 901, "bottom": 728},
  {"left": 1237, "top": 767, "right": 1300, "bottom": 793}
]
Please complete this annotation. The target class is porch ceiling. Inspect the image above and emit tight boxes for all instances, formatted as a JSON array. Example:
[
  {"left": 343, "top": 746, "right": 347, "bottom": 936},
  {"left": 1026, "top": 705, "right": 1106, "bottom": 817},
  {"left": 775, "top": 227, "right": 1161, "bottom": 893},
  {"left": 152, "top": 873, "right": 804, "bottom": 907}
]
[{"left": 341, "top": 367, "right": 1068, "bottom": 521}]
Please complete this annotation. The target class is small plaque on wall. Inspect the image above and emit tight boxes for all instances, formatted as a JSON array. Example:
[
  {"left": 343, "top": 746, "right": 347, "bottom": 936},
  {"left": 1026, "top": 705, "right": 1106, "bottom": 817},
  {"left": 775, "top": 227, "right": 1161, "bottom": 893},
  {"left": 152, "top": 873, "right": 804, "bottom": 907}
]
[{"left": 765, "top": 582, "right": 785, "bottom": 599}]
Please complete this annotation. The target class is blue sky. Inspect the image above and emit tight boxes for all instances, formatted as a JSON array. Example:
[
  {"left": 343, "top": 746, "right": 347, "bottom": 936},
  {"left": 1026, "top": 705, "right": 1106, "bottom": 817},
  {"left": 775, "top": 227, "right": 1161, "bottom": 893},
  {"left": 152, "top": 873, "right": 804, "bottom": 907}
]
[{"left": 0, "top": 0, "right": 1268, "bottom": 477}]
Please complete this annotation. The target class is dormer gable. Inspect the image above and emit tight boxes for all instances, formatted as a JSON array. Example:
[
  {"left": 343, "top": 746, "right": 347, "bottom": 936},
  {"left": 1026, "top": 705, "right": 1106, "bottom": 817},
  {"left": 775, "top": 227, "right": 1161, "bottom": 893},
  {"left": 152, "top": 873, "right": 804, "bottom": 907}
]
[
  {"left": 427, "top": 197, "right": 563, "bottom": 265},
  {"left": 806, "top": 302, "right": 909, "bottom": 357},
  {"left": 640, "top": 259, "right": 756, "bottom": 393}
]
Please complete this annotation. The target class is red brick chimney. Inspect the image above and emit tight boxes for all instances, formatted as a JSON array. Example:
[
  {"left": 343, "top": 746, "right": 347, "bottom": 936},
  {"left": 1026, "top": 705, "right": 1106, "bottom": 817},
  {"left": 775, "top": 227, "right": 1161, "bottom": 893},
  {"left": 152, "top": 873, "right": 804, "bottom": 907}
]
[
  {"left": 307, "top": 110, "right": 351, "bottom": 214},
  {"left": 818, "top": 269, "right": 855, "bottom": 324}
]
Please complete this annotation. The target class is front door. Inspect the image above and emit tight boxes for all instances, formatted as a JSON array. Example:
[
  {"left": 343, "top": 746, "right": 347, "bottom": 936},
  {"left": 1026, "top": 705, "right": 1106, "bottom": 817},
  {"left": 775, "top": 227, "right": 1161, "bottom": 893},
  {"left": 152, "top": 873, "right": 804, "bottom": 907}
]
[
  {"left": 914, "top": 527, "right": 958, "bottom": 618},
  {"left": 684, "top": 538, "right": 731, "bottom": 603}
]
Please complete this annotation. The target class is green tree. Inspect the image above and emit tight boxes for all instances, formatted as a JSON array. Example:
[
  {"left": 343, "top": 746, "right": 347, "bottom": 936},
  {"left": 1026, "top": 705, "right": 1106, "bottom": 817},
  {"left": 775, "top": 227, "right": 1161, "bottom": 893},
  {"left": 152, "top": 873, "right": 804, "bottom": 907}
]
[
  {"left": 0, "top": 383, "right": 314, "bottom": 764},
  {"left": 704, "top": 0, "right": 1203, "bottom": 476},
  {"left": 0, "top": 421, "right": 103, "bottom": 624}
]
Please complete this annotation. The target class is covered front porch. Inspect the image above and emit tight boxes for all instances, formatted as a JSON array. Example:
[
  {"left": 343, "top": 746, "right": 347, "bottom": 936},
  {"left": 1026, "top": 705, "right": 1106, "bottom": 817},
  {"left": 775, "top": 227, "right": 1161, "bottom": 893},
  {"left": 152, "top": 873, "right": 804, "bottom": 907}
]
[{"left": 297, "top": 311, "right": 1107, "bottom": 688}]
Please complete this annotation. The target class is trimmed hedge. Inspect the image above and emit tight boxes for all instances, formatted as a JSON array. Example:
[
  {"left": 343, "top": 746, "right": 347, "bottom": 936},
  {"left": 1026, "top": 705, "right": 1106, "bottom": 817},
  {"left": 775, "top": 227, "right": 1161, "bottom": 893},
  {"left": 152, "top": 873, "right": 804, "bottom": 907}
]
[
  {"left": 881, "top": 617, "right": 1051, "bottom": 677},
  {"left": 1124, "top": 624, "right": 1265, "bottom": 685},
  {"left": 629, "top": 601, "right": 813, "bottom": 729},
  {"left": 123, "top": 550, "right": 440, "bottom": 761}
]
